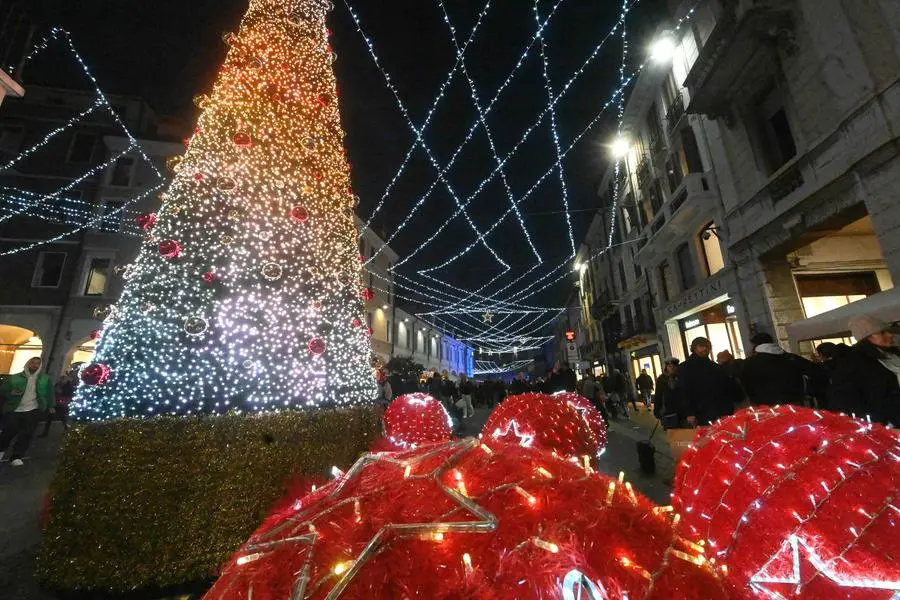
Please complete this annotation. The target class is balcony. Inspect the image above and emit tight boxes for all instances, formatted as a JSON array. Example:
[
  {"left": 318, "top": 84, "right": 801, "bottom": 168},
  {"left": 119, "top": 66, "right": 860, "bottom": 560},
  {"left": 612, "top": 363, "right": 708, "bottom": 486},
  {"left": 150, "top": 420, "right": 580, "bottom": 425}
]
[
  {"left": 665, "top": 91, "right": 686, "bottom": 132},
  {"left": 685, "top": 0, "right": 796, "bottom": 117},
  {"left": 590, "top": 288, "right": 616, "bottom": 321},
  {"left": 636, "top": 155, "right": 652, "bottom": 189},
  {"left": 635, "top": 172, "right": 719, "bottom": 267}
]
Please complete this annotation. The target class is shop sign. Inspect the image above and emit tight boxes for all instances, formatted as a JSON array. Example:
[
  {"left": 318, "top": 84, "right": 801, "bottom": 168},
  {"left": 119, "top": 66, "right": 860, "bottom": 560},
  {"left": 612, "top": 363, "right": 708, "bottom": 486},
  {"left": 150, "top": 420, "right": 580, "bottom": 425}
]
[
  {"left": 683, "top": 317, "right": 702, "bottom": 329},
  {"left": 662, "top": 276, "right": 726, "bottom": 319},
  {"left": 726, "top": 304, "right": 736, "bottom": 315}
]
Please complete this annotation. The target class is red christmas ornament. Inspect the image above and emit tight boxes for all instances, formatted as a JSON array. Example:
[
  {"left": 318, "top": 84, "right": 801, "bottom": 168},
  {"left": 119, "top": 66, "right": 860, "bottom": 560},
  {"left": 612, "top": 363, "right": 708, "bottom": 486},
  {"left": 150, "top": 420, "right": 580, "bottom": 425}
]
[
  {"left": 232, "top": 131, "right": 252, "bottom": 148},
  {"left": 361, "top": 288, "right": 374, "bottom": 301},
  {"left": 351, "top": 318, "right": 361, "bottom": 328},
  {"left": 201, "top": 271, "right": 217, "bottom": 284},
  {"left": 194, "top": 172, "right": 206, "bottom": 182},
  {"left": 290, "top": 205, "right": 309, "bottom": 223},
  {"left": 158, "top": 239, "right": 182, "bottom": 259},
  {"left": 366, "top": 327, "right": 374, "bottom": 337},
  {"left": 672, "top": 405, "right": 900, "bottom": 598},
  {"left": 382, "top": 393, "right": 453, "bottom": 450},
  {"left": 483, "top": 393, "right": 607, "bottom": 462},
  {"left": 307, "top": 337, "right": 326, "bottom": 356},
  {"left": 135, "top": 213, "right": 157, "bottom": 230},
  {"left": 89, "top": 329, "right": 102, "bottom": 340},
  {"left": 205, "top": 442, "right": 727, "bottom": 600},
  {"left": 317, "top": 92, "right": 331, "bottom": 107},
  {"left": 80, "top": 363, "right": 111, "bottom": 386},
  {"left": 552, "top": 391, "right": 608, "bottom": 454}
]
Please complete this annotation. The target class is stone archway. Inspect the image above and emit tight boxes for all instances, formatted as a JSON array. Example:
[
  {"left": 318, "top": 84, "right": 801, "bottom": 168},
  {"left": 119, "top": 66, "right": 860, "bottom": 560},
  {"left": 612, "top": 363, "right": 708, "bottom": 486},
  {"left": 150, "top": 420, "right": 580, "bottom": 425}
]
[{"left": 0, "top": 325, "right": 42, "bottom": 374}]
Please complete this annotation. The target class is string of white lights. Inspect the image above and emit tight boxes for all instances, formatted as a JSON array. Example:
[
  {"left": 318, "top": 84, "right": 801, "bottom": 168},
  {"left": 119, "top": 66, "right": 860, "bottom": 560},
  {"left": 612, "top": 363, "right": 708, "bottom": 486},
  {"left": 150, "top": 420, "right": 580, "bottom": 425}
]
[
  {"left": 436, "top": 0, "right": 542, "bottom": 263},
  {"left": 0, "top": 190, "right": 145, "bottom": 235},
  {"left": 366, "top": 0, "right": 569, "bottom": 266},
  {"left": 0, "top": 100, "right": 102, "bottom": 173},
  {"left": 473, "top": 359, "right": 533, "bottom": 375},
  {"left": 533, "top": 0, "right": 575, "bottom": 258},
  {"left": 349, "top": 0, "right": 493, "bottom": 232},
  {"left": 341, "top": 0, "right": 508, "bottom": 270},
  {"left": 402, "top": 11, "right": 632, "bottom": 273},
  {"left": 607, "top": 0, "right": 631, "bottom": 248}
]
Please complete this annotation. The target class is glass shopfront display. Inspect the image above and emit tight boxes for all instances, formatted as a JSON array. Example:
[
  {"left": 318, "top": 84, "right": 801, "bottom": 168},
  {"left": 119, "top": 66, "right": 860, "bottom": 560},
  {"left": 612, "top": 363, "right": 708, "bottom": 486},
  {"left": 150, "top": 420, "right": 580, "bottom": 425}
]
[
  {"left": 631, "top": 350, "right": 662, "bottom": 382},
  {"left": 678, "top": 301, "right": 745, "bottom": 359}
]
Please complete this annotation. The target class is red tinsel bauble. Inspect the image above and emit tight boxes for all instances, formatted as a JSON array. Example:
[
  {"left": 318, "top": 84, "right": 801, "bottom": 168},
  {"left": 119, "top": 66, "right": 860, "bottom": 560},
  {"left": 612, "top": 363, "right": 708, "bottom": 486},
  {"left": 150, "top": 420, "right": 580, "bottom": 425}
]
[
  {"left": 382, "top": 393, "right": 453, "bottom": 450},
  {"left": 483, "top": 393, "right": 607, "bottom": 462},
  {"left": 135, "top": 212, "right": 157, "bottom": 230},
  {"left": 351, "top": 318, "right": 361, "bottom": 328},
  {"left": 89, "top": 329, "right": 102, "bottom": 340},
  {"left": 366, "top": 327, "right": 374, "bottom": 337},
  {"left": 308, "top": 337, "right": 326, "bottom": 356},
  {"left": 552, "top": 391, "right": 608, "bottom": 453},
  {"left": 233, "top": 131, "right": 252, "bottom": 148},
  {"left": 672, "top": 405, "right": 900, "bottom": 598},
  {"left": 201, "top": 271, "right": 217, "bottom": 284},
  {"left": 290, "top": 205, "right": 309, "bottom": 223},
  {"left": 158, "top": 239, "right": 182, "bottom": 259},
  {"left": 361, "top": 288, "right": 374, "bottom": 301},
  {"left": 80, "top": 363, "right": 111, "bottom": 386},
  {"left": 205, "top": 441, "right": 726, "bottom": 600}
]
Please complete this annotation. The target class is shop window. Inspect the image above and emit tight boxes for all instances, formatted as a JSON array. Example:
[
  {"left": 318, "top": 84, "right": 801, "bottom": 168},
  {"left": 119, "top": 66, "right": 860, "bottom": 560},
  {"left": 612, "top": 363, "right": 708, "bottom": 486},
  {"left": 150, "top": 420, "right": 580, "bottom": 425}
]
[
  {"left": 109, "top": 156, "right": 136, "bottom": 187},
  {"left": 83, "top": 257, "right": 112, "bottom": 296},
  {"left": 795, "top": 272, "right": 880, "bottom": 319},
  {"left": 32, "top": 252, "right": 66, "bottom": 288},
  {"left": 677, "top": 243, "right": 697, "bottom": 290},
  {"left": 679, "top": 302, "right": 746, "bottom": 359},
  {"left": 67, "top": 132, "right": 96, "bottom": 164},
  {"left": 699, "top": 222, "right": 725, "bottom": 276}
]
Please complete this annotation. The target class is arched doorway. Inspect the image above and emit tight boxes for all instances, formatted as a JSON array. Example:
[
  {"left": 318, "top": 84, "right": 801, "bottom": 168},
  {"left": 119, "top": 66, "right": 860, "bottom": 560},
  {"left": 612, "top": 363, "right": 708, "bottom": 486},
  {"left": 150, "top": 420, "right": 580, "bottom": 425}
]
[{"left": 0, "top": 325, "right": 43, "bottom": 374}]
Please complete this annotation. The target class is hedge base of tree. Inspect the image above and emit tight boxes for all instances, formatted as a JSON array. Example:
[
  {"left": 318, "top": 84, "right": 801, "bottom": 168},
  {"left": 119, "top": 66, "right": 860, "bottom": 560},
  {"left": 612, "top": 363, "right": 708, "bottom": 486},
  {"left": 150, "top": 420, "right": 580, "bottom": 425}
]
[{"left": 38, "top": 408, "right": 379, "bottom": 594}]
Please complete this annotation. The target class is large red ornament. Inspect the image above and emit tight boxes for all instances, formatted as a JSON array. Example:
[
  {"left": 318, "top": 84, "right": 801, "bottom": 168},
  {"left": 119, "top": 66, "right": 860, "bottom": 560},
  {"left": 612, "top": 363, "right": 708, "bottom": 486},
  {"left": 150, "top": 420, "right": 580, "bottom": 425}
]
[
  {"left": 89, "top": 329, "right": 102, "bottom": 340},
  {"left": 290, "top": 205, "right": 309, "bottom": 223},
  {"left": 382, "top": 393, "right": 452, "bottom": 450},
  {"left": 672, "top": 405, "right": 900, "bottom": 598},
  {"left": 201, "top": 271, "right": 217, "bottom": 285},
  {"left": 158, "top": 239, "right": 182, "bottom": 259},
  {"left": 232, "top": 131, "right": 252, "bottom": 148},
  {"left": 308, "top": 337, "right": 326, "bottom": 356},
  {"left": 361, "top": 288, "right": 374, "bottom": 301},
  {"left": 80, "top": 363, "right": 111, "bottom": 386},
  {"left": 483, "top": 393, "right": 607, "bottom": 463},
  {"left": 135, "top": 213, "right": 157, "bottom": 230},
  {"left": 204, "top": 441, "right": 726, "bottom": 600}
]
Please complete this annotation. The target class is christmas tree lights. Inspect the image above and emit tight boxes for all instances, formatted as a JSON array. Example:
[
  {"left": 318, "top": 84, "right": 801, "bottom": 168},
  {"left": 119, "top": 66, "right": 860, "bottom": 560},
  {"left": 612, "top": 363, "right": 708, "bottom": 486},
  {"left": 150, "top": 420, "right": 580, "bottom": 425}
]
[{"left": 74, "top": 0, "right": 378, "bottom": 419}]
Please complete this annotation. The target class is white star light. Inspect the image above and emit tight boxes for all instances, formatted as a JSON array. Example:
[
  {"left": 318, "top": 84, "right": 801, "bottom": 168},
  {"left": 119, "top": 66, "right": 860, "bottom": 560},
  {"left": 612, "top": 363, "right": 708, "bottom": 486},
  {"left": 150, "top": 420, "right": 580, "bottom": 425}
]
[
  {"left": 482, "top": 310, "right": 494, "bottom": 323},
  {"left": 490, "top": 419, "right": 535, "bottom": 448}
]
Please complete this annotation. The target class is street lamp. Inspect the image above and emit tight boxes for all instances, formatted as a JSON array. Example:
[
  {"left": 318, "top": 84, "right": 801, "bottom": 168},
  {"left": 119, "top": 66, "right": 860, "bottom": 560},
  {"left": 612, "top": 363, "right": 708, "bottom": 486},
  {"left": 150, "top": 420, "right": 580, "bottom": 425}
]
[
  {"left": 650, "top": 33, "right": 676, "bottom": 64},
  {"left": 610, "top": 136, "right": 630, "bottom": 159}
]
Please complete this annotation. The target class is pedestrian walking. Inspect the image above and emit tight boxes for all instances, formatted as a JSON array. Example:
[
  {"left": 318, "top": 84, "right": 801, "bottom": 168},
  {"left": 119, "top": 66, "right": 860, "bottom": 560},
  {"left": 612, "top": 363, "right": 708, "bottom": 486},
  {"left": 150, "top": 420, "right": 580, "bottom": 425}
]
[
  {"left": 458, "top": 375, "right": 475, "bottom": 418},
  {"left": 740, "top": 332, "right": 816, "bottom": 407},
  {"left": 40, "top": 373, "right": 74, "bottom": 437},
  {"left": 603, "top": 368, "right": 629, "bottom": 418},
  {"left": 635, "top": 369, "right": 654, "bottom": 410},
  {"left": 508, "top": 371, "right": 531, "bottom": 395},
  {"left": 676, "top": 337, "right": 741, "bottom": 426},
  {"left": 0, "top": 357, "right": 54, "bottom": 467},
  {"left": 654, "top": 358, "right": 680, "bottom": 427},
  {"left": 827, "top": 316, "right": 900, "bottom": 426}
]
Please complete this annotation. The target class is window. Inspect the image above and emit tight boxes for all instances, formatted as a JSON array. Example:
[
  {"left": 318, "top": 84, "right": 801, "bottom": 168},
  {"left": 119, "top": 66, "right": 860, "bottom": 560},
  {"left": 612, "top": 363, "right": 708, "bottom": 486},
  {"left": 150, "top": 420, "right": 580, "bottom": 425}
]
[
  {"left": 755, "top": 87, "right": 798, "bottom": 173},
  {"left": 765, "top": 109, "right": 797, "bottom": 170},
  {"left": 618, "top": 261, "right": 628, "bottom": 295},
  {"left": 665, "top": 156, "right": 684, "bottom": 192},
  {"left": 406, "top": 326, "right": 412, "bottom": 349},
  {"left": 366, "top": 312, "right": 373, "bottom": 331},
  {"left": 632, "top": 248, "right": 642, "bottom": 280},
  {"left": 109, "top": 156, "right": 136, "bottom": 187},
  {"left": 67, "top": 133, "right": 96, "bottom": 163},
  {"left": 100, "top": 200, "right": 126, "bottom": 232},
  {"left": 796, "top": 272, "right": 880, "bottom": 319},
  {"left": 83, "top": 258, "right": 112, "bottom": 296},
  {"left": 32, "top": 252, "right": 66, "bottom": 288},
  {"left": 700, "top": 223, "right": 725, "bottom": 276},
  {"left": 0, "top": 125, "right": 24, "bottom": 153},
  {"left": 678, "top": 128, "right": 704, "bottom": 174},
  {"left": 634, "top": 300, "right": 644, "bottom": 332},
  {"left": 677, "top": 243, "right": 697, "bottom": 290},
  {"left": 660, "top": 261, "right": 676, "bottom": 301}
]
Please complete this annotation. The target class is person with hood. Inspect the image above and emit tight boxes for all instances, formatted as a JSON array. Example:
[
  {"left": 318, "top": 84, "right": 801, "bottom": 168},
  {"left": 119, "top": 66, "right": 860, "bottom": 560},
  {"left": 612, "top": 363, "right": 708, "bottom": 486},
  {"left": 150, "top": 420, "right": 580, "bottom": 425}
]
[
  {"left": 676, "top": 337, "right": 740, "bottom": 426},
  {"left": 828, "top": 316, "right": 900, "bottom": 426},
  {"left": 0, "top": 356, "right": 54, "bottom": 466},
  {"left": 740, "top": 332, "right": 815, "bottom": 407},
  {"left": 635, "top": 368, "right": 654, "bottom": 410}
]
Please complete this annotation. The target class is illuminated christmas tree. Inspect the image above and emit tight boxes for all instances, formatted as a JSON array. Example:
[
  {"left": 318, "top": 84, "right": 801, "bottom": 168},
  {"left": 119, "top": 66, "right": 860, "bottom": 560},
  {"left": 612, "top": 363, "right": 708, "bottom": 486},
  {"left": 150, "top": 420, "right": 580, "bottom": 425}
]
[{"left": 75, "top": 0, "right": 379, "bottom": 419}]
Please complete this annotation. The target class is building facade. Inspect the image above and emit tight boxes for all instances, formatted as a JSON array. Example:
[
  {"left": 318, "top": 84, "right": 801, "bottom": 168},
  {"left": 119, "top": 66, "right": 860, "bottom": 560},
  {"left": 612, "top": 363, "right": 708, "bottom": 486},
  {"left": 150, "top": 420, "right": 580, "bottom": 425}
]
[{"left": 566, "top": 0, "right": 900, "bottom": 387}]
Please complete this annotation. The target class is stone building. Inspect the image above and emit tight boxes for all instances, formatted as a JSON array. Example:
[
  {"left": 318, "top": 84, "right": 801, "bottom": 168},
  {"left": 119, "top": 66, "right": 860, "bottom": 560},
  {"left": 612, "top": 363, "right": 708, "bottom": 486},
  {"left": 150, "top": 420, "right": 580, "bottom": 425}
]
[{"left": 567, "top": 0, "right": 900, "bottom": 386}]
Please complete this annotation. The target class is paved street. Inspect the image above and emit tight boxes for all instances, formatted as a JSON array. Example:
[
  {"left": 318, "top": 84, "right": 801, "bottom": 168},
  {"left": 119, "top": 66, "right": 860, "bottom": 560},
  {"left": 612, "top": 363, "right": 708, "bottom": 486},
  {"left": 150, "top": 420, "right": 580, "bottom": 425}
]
[{"left": 3, "top": 406, "right": 673, "bottom": 599}]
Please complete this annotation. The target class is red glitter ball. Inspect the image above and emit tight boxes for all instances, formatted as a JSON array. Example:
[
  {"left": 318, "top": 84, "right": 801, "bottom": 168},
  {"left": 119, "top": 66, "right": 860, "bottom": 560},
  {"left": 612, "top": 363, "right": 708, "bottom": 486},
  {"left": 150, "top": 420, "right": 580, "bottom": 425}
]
[
  {"left": 232, "top": 131, "right": 252, "bottom": 148},
  {"left": 194, "top": 172, "right": 205, "bottom": 182},
  {"left": 135, "top": 213, "right": 157, "bottom": 230},
  {"left": 382, "top": 393, "right": 453, "bottom": 450},
  {"left": 351, "top": 318, "right": 361, "bottom": 328},
  {"left": 366, "top": 327, "right": 374, "bottom": 336},
  {"left": 361, "top": 288, "right": 374, "bottom": 301},
  {"left": 80, "top": 363, "right": 111, "bottom": 386},
  {"left": 158, "top": 239, "right": 182, "bottom": 259},
  {"left": 89, "top": 329, "right": 102, "bottom": 340},
  {"left": 201, "top": 271, "right": 217, "bottom": 284},
  {"left": 290, "top": 205, "right": 309, "bottom": 223},
  {"left": 307, "top": 337, "right": 326, "bottom": 356}
]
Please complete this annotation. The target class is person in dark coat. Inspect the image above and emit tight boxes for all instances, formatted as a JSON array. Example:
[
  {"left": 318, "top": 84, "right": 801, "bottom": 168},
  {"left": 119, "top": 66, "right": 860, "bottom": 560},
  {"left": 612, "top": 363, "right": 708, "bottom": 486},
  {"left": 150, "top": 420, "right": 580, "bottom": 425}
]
[
  {"left": 740, "top": 332, "right": 815, "bottom": 407},
  {"left": 676, "top": 337, "right": 740, "bottom": 426},
  {"left": 654, "top": 358, "right": 680, "bottom": 426},
  {"left": 508, "top": 371, "right": 531, "bottom": 395},
  {"left": 635, "top": 369, "right": 654, "bottom": 409},
  {"left": 828, "top": 316, "right": 900, "bottom": 426}
]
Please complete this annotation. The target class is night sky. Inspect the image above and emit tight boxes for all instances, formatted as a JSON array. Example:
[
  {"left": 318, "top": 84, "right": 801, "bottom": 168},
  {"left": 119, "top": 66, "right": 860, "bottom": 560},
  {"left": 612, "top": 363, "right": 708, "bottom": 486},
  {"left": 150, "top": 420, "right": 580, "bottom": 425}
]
[{"left": 26, "top": 0, "right": 668, "bottom": 313}]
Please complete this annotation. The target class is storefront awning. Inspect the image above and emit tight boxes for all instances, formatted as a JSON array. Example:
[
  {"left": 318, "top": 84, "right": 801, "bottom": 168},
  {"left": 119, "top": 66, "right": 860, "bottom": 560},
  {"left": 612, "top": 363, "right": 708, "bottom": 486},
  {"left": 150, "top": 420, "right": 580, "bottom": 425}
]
[
  {"left": 786, "top": 288, "right": 900, "bottom": 350},
  {"left": 617, "top": 335, "right": 654, "bottom": 350}
]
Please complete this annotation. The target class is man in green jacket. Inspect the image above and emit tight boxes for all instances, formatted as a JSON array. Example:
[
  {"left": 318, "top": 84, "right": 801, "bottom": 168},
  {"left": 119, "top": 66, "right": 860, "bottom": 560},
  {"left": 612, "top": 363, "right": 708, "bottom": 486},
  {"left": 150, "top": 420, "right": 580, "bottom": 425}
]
[{"left": 0, "top": 356, "right": 54, "bottom": 467}]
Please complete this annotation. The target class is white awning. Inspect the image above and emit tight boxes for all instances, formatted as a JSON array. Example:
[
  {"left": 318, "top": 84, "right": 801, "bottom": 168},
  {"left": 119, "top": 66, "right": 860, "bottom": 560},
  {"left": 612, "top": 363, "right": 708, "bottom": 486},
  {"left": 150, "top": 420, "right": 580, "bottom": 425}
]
[{"left": 786, "top": 288, "right": 900, "bottom": 350}]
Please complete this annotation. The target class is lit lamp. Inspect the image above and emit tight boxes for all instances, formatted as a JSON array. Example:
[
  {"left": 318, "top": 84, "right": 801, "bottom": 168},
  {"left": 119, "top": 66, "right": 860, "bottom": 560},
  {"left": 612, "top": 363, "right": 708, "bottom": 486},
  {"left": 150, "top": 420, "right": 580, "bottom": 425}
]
[
  {"left": 649, "top": 33, "right": 676, "bottom": 64},
  {"left": 610, "top": 137, "right": 630, "bottom": 159}
]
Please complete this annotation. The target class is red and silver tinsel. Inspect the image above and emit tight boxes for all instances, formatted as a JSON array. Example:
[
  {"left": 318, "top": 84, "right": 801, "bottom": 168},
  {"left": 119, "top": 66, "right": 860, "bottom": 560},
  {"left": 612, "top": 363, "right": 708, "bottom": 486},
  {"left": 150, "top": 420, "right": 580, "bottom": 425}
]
[{"left": 381, "top": 393, "right": 453, "bottom": 450}]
